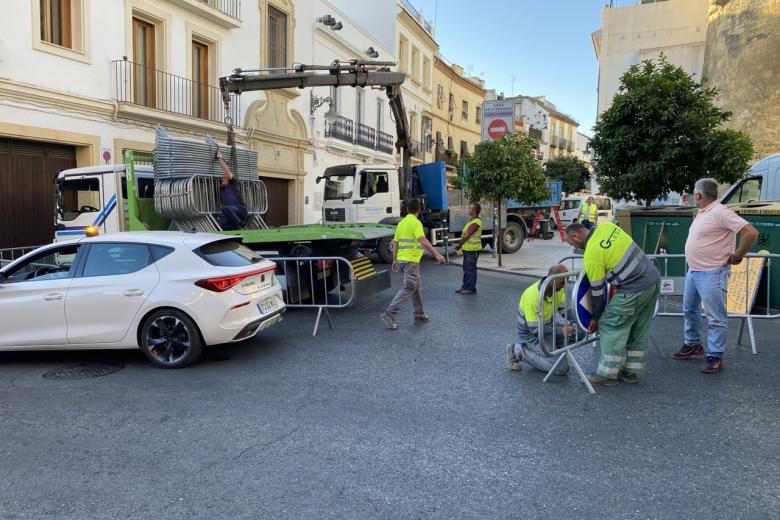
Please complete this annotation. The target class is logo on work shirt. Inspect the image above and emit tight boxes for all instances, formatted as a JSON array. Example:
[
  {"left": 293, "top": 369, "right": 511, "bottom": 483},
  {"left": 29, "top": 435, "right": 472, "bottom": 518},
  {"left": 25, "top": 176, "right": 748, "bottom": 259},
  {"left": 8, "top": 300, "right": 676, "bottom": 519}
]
[{"left": 599, "top": 228, "right": 619, "bottom": 249}]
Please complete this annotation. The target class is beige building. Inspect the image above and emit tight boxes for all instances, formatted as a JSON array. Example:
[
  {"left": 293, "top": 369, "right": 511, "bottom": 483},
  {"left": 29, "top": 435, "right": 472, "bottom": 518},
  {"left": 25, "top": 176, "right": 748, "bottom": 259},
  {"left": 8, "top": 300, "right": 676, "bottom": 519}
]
[
  {"left": 396, "top": 0, "right": 438, "bottom": 165},
  {"left": 431, "top": 56, "right": 486, "bottom": 174}
]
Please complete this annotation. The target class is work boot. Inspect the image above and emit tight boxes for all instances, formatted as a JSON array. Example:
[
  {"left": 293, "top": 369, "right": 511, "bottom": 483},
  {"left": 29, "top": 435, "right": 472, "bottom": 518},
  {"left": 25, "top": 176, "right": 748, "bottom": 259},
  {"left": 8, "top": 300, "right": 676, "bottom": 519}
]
[
  {"left": 585, "top": 374, "right": 618, "bottom": 386},
  {"left": 671, "top": 343, "right": 704, "bottom": 360},
  {"left": 505, "top": 344, "right": 522, "bottom": 372},
  {"left": 457, "top": 288, "right": 476, "bottom": 295},
  {"left": 379, "top": 312, "right": 398, "bottom": 330},
  {"left": 700, "top": 356, "right": 723, "bottom": 374},
  {"left": 414, "top": 314, "right": 431, "bottom": 324},
  {"left": 618, "top": 371, "right": 639, "bottom": 384}
]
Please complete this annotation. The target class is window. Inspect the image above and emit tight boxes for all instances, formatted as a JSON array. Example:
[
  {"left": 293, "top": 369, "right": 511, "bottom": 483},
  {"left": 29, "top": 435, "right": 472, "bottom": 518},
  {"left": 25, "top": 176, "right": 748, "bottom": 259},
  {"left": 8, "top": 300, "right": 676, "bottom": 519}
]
[
  {"left": 82, "top": 243, "right": 152, "bottom": 277},
  {"left": 423, "top": 56, "right": 431, "bottom": 89},
  {"left": 3, "top": 244, "right": 80, "bottom": 283},
  {"left": 476, "top": 106, "right": 482, "bottom": 124},
  {"left": 462, "top": 100, "right": 469, "bottom": 120},
  {"left": 723, "top": 177, "right": 762, "bottom": 205},
  {"left": 460, "top": 140, "right": 469, "bottom": 157},
  {"left": 398, "top": 35, "right": 409, "bottom": 72},
  {"left": 376, "top": 99, "right": 383, "bottom": 133},
  {"left": 132, "top": 17, "right": 156, "bottom": 108},
  {"left": 436, "top": 85, "right": 444, "bottom": 109},
  {"left": 448, "top": 93, "right": 455, "bottom": 113},
  {"left": 40, "top": 0, "right": 72, "bottom": 48},
  {"left": 58, "top": 178, "right": 100, "bottom": 221},
  {"left": 435, "top": 131, "right": 442, "bottom": 150},
  {"left": 268, "top": 5, "right": 287, "bottom": 68},
  {"left": 409, "top": 112, "right": 418, "bottom": 140},
  {"left": 411, "top": 46, "right": 420, "bottom": 81},
  {"left": 356, "top": 88, "right": 364, "bottom": 126},
  {"left": 447, "top": 136, "right": 453, "bottom": 151},
  {"left": 422, "top": 116, "right": 432, "bottom": 151},
  {"left": 195, "top": 240, "right": 263, "bottom": 267},
  {"left": 150, "top": 245, "right": 174, "bottom": 262},
  {"left": 324, "top": 175, "right": 355, "bottom": 200},
  {"left": 359, "top": 172, "right": 389, "bottom": 198},
  {"left": 192, "top": 40, "right": 209, "bottom": 118}
]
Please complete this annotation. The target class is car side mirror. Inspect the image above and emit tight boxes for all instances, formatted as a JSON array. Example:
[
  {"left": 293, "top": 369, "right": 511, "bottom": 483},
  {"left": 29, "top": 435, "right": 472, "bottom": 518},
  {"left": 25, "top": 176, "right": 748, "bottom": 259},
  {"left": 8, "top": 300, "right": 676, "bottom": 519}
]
[{"left": 315, "top": 176, "right": 323, "bottom": 184}]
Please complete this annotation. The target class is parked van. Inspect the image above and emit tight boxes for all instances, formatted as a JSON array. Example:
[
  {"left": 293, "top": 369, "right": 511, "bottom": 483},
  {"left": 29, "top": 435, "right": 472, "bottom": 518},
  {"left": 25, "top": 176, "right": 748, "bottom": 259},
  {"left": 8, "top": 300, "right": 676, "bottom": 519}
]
[
  {"left": 722, "top": 152, "right": 780, "bottom": 205},
  {"left": 557, "top": 195, "right": 613, "bottom": 227}
]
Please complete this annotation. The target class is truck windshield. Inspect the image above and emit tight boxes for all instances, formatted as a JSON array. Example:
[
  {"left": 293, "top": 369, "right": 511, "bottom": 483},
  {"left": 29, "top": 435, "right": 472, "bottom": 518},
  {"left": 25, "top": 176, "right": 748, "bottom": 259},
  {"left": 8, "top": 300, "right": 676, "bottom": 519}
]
[
  {"left": 324, "top": 175, "right": 355, "bottom": 200},
  {"left": 58, "top": 178, "right": 101, "bottom": 221}
]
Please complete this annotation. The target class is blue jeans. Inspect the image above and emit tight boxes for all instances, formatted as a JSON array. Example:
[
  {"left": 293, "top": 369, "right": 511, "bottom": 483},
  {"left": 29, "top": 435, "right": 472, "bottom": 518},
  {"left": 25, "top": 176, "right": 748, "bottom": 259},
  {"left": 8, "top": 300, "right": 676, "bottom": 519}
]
[
  {"left": 462, "top": 251, "right": 479, "bottom": 291},
  {"left": 219, "top": 204, "right": 248, "bottom": 230},
  {"left": 683, "top": 265, "right": 730, "bottom": 356}
]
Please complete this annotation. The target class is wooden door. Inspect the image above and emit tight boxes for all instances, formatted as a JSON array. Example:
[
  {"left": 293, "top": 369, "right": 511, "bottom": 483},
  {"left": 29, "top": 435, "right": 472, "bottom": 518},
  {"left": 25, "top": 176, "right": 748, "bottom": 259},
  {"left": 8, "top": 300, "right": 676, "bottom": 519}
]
[{"left": 260, "top": 177, "right": 289, "bottom": 227}]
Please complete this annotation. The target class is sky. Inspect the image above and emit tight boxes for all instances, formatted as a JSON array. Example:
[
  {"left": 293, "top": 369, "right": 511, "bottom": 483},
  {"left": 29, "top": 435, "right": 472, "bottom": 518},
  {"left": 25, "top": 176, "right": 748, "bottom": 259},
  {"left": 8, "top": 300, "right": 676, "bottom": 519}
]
[{"left": 411, "top": 0, "right": 605, "bottom": 136}]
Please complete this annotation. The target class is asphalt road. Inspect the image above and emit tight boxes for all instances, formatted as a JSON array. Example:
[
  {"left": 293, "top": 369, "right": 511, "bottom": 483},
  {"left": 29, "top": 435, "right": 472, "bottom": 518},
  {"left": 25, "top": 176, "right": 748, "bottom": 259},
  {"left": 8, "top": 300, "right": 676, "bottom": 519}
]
[{"left": 1, "top": 262, "right": 779, "bottom": 519}]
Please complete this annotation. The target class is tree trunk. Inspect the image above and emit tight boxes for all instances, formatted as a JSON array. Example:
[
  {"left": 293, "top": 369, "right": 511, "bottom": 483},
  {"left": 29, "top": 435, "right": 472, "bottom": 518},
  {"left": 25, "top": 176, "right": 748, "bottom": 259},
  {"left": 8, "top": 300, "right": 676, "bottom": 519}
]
[{"left": 497, "top": 200, "right": 503, "bottom": 268}]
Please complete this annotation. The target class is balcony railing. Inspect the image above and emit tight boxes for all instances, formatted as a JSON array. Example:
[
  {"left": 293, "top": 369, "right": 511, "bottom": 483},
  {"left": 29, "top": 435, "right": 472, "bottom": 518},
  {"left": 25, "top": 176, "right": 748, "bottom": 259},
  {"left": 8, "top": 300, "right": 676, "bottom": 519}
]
[
  {"left": 355, "top": 122, "right": 376, "bottom": 148},
  {"left": 325, "top": 115, "right": 354, "bottom": 143},
  {"left": 198, "top": 0, "right": 241, "bottom": 19},
  {"left": 559, "top": 138, "right": 567, "bottom": 149},
  {"left": 435, "top": 147, "right": 458, "bottom": 168},
  {"left": 112, "top": 59, "right": 239, "bottom": 125},
  {"left": 377, "top": 131, "right": 394, "bottom": 154}
]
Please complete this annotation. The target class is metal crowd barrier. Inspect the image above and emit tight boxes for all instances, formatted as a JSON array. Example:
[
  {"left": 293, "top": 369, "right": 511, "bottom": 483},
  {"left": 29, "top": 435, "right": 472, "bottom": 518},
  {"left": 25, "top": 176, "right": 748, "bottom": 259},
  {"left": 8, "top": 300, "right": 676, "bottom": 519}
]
[
  {"left": 273, "top": 256, "right": 391, "bottom": 336},
  {"left": 649, "top": 252, "right": 780, "bottom": 355},
  {"left": 537, "top": 270, "right": 601, "bottom": 394},
  {"left": 0, "top": 246, "right": 41, "bottom": 268}
]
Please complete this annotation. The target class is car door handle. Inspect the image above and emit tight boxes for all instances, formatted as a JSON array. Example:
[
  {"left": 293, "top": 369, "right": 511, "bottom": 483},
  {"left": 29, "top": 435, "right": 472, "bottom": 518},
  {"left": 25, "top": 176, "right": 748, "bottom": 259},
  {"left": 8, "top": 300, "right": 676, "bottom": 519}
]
[
  {"left": 123, "top": 289, "right": 145, "bottom": 297},
  {"left": 43, "top": 293, "right": 64, "bottom": 301}
]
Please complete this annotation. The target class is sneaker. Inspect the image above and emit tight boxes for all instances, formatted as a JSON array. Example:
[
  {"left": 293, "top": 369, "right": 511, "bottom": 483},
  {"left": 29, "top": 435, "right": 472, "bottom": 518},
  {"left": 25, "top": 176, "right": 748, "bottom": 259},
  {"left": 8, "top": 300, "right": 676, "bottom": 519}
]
[
  {"left": 457, "top": 288, "right": 476, "bottom": 295},
  {"left": 414, "top": 314, "right": 431, "bottom": 324},
  {"left": 618, "top": 371, "right": 639, "bottom": 384},
  {"left": 379, "top": 312, "right": 398, "bottom": 330},
  {"left": 671, "top": 343, "right": 705, "bottom": 360},
  {"left": 455, "top": 288, "right": 467, "bottom": 294},
  {"left": 505, "top": 344, "right": 522, "bottom": 372},
  {"left": 585, "top": 374, "right": 619, "bottom": 386},
  {"left": 701, "top": 356, "right": 723, "bottom": 374}
]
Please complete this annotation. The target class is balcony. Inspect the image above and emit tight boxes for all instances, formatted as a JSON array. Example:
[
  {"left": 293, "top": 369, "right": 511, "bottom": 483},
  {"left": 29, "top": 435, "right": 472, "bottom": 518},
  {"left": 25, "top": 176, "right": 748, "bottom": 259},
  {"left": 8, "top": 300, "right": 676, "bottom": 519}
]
[
  {"left": 567, "top": 143, "right": 575, "bottom": 153},
  {"left": 435, "top": 147, "right": 459, "bottom": 168},
  {"left": 355, "top": 122, "right": 376, "bottom": 149},
  {"left": 550, "top": 136, "right": 558, "bottom": 148},
  {"left": 528, "top": 128, "right": 543, "bottom": 141},
  {"left": 112, "top": 59, "right": 240, "bottom": 126},
  {"left": 325, "top": 115, "right": 354, "bottom": 143},
  {"left": 409, "top": 139, "right": 422, "bottom": 157},
  {"left": 165, "top": 0, "right": 241, "bottom": 28},
  {"left": 559, "top": 138, "right": 567, "bottom": 149},
  {"left": 377, "top": 131, "right": 394, "bottom": 154}
]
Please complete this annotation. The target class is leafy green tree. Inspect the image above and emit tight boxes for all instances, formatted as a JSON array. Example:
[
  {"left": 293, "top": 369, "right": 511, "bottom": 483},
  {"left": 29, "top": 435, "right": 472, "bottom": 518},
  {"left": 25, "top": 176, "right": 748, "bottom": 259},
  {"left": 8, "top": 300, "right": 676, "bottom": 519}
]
[
  {"left": 590, "top": 55, "right": 753, "bottom": 207},
  {"left": 544, "top": 156, "right": 591, "bottom": 194},
  {"left": 463, "top": 132, "right": 549, "bottom": 266}
]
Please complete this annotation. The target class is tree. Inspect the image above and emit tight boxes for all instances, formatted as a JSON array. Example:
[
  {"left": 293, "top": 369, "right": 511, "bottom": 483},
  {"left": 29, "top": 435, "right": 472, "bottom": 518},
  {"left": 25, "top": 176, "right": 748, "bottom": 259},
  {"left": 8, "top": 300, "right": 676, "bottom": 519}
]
[
  {"left": 590, "top": 55, "right": 754, "bottom": 207},
  {"left": 463, "top": 132, "right": 550, "bottom": 266},
  {"left": 545, "top": 156, "right": 591, "bottom": 194}
]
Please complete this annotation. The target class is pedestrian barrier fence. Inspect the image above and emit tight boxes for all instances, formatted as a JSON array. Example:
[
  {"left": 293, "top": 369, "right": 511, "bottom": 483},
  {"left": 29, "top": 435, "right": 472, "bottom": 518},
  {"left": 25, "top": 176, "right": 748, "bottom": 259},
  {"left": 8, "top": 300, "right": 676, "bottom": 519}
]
[
  {"left": 537, "top": 270, "right": 601, "bottom": 394},
  {"left": 272, "top": 256, "right": 391, "bottom": 336},
  {"left": 0, "top": 246, "right": 41, "bottom": 268}
]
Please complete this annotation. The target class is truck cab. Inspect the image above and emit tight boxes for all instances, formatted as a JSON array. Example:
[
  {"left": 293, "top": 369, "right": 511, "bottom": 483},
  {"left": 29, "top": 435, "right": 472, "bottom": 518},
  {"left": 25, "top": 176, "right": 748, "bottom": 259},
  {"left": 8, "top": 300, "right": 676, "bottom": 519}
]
[
  {"left": 321, "top": 164, "right": 401, "bottom": 224},
  {"left": 55, "top": 164, "right": 158, "bottom": 240},
  {"left": 722, "top": 152, "right": 780, "bottom": 205}
]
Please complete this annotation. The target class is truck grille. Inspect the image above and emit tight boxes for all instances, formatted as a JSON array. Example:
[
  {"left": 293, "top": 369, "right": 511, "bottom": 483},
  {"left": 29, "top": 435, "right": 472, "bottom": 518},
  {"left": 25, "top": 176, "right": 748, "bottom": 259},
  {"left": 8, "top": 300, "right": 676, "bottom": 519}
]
[{"left": 325, "top": 208, "right": 346, "bottom": 222}]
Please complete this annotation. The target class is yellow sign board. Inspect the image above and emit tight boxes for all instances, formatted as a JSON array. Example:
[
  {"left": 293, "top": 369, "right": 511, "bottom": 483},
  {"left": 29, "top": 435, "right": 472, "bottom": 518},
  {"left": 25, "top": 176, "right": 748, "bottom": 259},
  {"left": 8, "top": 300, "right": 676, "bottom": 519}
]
[{"left": 726, "top": 256, "right": 765, "bottom": 315}]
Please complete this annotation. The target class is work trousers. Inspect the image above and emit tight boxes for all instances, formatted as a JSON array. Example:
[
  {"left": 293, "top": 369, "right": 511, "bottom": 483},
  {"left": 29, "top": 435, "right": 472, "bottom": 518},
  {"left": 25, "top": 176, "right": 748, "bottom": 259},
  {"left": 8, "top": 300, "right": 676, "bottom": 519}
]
[
  {"left": 683, "top": 265, "right": 730, "bottom": 356},
  {"left": 596, "top": 283, "right": 659, "bottom": 380},
  {"left": 386, "top": 261, "right": 425, "bottom": 318},
  {"left": 514, "top": 322, "right": 570, "bottom": 374},
  {"left": 219, "top": 204, "right": 248, "bottom": 230},
  {"left": 461, "top": 251, "right": 479, "bottom": 291}
]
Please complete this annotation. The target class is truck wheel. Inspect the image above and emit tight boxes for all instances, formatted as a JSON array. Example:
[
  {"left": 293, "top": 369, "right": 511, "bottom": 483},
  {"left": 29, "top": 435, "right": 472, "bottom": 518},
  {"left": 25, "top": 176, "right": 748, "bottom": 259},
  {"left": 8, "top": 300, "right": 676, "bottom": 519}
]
[
  {"left": 378, "top": 236, "right": 394, "bottom": 264},
  {"left": 502, "top": 222, "right": 525, "bottom": 254}
]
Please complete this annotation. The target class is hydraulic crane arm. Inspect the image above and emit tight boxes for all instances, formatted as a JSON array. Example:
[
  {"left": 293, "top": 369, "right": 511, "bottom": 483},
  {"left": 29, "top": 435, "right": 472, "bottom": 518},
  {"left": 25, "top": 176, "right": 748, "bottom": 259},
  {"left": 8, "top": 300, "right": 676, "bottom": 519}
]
[{"left": 219, "top": 60, "right": 415, "bottom": 200}]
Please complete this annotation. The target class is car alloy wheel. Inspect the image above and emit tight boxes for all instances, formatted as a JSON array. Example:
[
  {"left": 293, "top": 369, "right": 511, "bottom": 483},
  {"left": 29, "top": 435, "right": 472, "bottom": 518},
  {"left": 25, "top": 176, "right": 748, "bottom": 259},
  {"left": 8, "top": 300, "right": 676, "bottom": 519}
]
[{"left": 140, "top": 309, "right": 204, "bottom": 368}]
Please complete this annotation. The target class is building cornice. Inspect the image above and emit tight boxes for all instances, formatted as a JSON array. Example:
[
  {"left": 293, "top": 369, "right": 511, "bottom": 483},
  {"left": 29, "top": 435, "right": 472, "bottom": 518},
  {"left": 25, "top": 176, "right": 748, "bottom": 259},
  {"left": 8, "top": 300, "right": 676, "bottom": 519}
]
[
  {"left": 397, "top": 10, "right": 438, "bottom": 52},
  {"left": 434, "top": 58, "right": 486, "bottom": 97}
]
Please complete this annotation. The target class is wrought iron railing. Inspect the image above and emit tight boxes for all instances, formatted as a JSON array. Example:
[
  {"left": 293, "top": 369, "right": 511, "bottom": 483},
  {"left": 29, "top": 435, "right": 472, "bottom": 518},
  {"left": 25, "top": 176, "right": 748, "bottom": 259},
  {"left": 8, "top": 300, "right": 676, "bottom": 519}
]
[
  {"left": 377, "top": 131, "right": 394, "bottom": 154},
  {"left": 199, "top": 0, "right": 241, "bottom": 19},
  {"left": 355, "top": 122, "right": 376, "bottom": 148},
  {"left": 325, "top": 115, "right": 354, "bottom": 143},
  {"left": 112, "top": 59, "right": 240, "bottom": 125},
  {"left": 435, "top": 147, "right": 458, "bottom": 167}
]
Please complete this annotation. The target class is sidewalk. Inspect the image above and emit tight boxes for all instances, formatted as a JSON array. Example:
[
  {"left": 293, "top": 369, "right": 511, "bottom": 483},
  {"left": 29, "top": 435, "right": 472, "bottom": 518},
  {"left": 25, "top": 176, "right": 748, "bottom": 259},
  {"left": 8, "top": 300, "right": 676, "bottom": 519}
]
[{"left": 446, "top": 237, "right": 579, "bottom": 278}]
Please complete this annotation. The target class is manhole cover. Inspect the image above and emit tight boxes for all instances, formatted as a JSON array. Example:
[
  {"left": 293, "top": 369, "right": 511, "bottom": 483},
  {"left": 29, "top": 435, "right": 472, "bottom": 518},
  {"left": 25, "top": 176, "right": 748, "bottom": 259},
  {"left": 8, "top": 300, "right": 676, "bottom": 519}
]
[{"left": 42, "top": 362, "right": 124, "bottom": 381}]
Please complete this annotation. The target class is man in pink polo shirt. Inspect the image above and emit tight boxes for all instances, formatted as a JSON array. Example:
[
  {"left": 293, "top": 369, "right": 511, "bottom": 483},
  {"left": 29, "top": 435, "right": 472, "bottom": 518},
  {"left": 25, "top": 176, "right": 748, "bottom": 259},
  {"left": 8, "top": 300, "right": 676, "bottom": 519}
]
[{"left": 672, "top": 178, "right": 758, "bottom": 373}]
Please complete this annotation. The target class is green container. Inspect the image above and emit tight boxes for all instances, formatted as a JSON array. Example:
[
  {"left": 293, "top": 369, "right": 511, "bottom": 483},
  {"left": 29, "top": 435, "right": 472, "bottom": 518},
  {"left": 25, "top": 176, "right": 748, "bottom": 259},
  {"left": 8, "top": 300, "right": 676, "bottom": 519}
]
[{"left": 618, "top": 203, "right": 780, "bottom": 310}]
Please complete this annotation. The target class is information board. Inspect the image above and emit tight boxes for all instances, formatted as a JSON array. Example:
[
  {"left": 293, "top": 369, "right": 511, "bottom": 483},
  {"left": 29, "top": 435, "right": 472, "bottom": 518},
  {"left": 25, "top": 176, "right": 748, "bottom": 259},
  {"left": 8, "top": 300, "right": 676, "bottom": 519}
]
[{"left": 726, "top": 253, "right": 767, "bottom": 315}]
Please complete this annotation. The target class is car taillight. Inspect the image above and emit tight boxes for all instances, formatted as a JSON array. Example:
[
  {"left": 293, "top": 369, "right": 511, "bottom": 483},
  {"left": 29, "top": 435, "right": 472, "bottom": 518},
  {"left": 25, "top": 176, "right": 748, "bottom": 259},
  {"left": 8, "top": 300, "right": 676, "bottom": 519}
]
[{"left": 195, "top": 266, "right": 275, "bottom": 292}]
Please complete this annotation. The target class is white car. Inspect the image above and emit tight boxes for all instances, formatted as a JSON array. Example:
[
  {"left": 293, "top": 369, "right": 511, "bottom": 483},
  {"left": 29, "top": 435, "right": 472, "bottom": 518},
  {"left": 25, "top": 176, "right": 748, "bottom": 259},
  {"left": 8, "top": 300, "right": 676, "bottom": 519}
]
[{"left": 0, "top": 232, "right": 285, "bottom": 368}]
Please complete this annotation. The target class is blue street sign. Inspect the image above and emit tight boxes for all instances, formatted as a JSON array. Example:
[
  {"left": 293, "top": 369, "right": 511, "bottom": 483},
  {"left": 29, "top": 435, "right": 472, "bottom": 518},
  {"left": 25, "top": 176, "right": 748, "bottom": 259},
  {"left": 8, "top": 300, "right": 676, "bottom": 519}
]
[{"left": 573, "top": 271, "right": 613, "bottom": 331}]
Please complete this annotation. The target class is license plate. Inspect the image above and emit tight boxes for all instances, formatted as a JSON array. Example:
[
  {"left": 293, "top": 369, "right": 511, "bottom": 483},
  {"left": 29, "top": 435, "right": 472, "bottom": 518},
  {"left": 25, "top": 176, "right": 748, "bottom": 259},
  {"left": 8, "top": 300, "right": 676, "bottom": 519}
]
[{"left": 257, "top": 297, "right": 279, "bottom": 315}]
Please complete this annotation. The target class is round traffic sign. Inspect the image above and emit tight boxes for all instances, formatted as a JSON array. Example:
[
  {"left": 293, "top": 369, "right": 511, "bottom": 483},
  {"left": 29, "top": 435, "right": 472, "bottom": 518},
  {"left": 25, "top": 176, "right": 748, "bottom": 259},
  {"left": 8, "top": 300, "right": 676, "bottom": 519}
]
[
  {"left": 487, "top": 119, "right": 509, "bottom": 140},
  {"left": 572, "top": 272, "right": 614, "bottom": 332}
]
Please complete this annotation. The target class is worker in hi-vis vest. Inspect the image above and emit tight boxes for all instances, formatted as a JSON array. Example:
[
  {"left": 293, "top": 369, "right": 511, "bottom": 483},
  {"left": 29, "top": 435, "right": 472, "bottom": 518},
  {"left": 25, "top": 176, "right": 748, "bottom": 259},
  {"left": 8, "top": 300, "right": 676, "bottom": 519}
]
[
  {"left": 565, "top": 222, "right": 660, "bottom": 386},
  {"left": 505, "top": 264, "right": 576, "bottom": 374},
  {"left": 455, "top": 202, "right": 483, "bottom": 295},
  {"left": 380, "top": 198, "right": 445, "bottom": 330},
  {"left": 578, "top": 196, "right": 598, "bottom": 229}
]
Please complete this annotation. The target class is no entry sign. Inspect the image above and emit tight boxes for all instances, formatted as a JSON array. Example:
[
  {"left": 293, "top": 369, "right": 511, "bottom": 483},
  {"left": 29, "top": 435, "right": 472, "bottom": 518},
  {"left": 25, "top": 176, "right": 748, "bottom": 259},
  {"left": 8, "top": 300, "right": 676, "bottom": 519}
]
[{"left": 481, "top": 100, "right": 514, "bottom": 142}]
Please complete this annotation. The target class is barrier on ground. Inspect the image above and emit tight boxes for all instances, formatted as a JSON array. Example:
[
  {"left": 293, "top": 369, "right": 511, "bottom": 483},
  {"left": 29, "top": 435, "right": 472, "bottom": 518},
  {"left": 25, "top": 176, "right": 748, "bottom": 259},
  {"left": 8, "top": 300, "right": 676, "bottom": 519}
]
[{"left": 0, "top": 246, "right": 42, "bottom": 268}]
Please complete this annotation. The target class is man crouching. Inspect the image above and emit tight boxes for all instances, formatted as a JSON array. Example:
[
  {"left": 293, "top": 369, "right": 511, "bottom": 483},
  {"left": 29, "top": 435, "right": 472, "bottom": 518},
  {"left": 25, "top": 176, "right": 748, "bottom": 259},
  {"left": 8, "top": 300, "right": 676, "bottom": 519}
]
[{"left": 506, "top": 264, "right": 575, "bottom": 374}]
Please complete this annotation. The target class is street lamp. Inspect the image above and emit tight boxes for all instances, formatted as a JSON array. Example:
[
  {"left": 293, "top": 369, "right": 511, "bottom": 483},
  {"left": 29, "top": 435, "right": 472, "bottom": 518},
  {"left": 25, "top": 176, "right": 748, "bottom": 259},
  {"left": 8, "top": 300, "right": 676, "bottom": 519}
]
[{"left": 310, "top": 91, "right": 338, "bottom": 125}]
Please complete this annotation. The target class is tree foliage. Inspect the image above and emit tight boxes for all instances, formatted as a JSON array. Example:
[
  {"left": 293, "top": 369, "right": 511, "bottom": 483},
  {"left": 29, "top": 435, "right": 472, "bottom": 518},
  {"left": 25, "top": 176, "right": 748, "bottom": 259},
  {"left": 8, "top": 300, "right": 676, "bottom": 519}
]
[
  {"left": 462, "top": 132, "right": 550, "bottom": 205},
  {"left": 544, "top": 156, "right": 591, "bottom": 194},
  {"left": 590, "top": 55, "right": 754, "bottom": 206}
]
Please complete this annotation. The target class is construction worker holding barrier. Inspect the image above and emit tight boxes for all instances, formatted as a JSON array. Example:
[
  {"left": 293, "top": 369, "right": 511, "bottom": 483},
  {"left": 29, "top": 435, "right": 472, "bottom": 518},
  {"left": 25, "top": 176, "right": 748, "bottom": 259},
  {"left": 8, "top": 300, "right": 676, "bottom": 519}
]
[
  {"left": 380, "top": 198, "right": 445, "bottom": 330},
  {"left": 455, "top": 202, "right": 483, "bottom": 295},
  {"left": 565, "top": 222, "right": 660, "bottom": 386},
  {"left": 505, "top": 264, "right": 575, "bottom": 374}
]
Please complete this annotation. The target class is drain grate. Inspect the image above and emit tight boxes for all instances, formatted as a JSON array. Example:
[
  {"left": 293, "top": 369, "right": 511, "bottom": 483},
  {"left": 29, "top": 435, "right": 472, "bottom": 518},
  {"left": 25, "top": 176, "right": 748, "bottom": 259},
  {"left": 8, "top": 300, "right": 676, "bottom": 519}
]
[{"left": 42, "top": 362, "right": 125, "bottom": 381}]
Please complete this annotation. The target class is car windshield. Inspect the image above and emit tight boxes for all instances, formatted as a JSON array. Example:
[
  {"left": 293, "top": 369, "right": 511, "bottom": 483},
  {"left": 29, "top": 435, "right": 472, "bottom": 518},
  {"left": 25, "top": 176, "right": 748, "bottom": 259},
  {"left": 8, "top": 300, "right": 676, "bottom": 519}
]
[
  {"left": 560, "top": 199, "right": 581, "bottom": 211},
  {"left": 58, "top": 178, "right": 101, "bottom": 221},
  {"left": 324, "top": 175, "right": 355, "bottom": 200},
  {"left": 195, "top": 240, "right": 263, "bottom": 267}
]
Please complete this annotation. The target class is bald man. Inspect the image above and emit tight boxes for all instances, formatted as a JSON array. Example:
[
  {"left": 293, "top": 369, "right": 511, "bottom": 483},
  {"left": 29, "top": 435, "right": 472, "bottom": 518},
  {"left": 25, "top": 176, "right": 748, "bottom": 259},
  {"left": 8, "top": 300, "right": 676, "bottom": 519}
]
[{"left": 506, "top": 264, "right": 575, "bottom": 374}]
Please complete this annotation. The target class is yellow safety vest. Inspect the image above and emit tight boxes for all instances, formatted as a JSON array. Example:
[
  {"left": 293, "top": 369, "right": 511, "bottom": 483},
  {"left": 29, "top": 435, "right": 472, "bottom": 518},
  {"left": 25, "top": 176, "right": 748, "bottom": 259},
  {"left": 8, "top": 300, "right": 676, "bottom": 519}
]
[
  {"left": 583, "top": 222, "right": 634, "bottom": 288},
  {"left": 395, "top": 214, "right": 424, "bottom": 262},
  {"left": 580, "top": 202, "right": 597, "bottom": 221},
  {"left": 461, "top": 217, "right": 483, "bottom": 252},
  {"left": 518, "top": 280, "right": 566, "bottom": 326}
]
